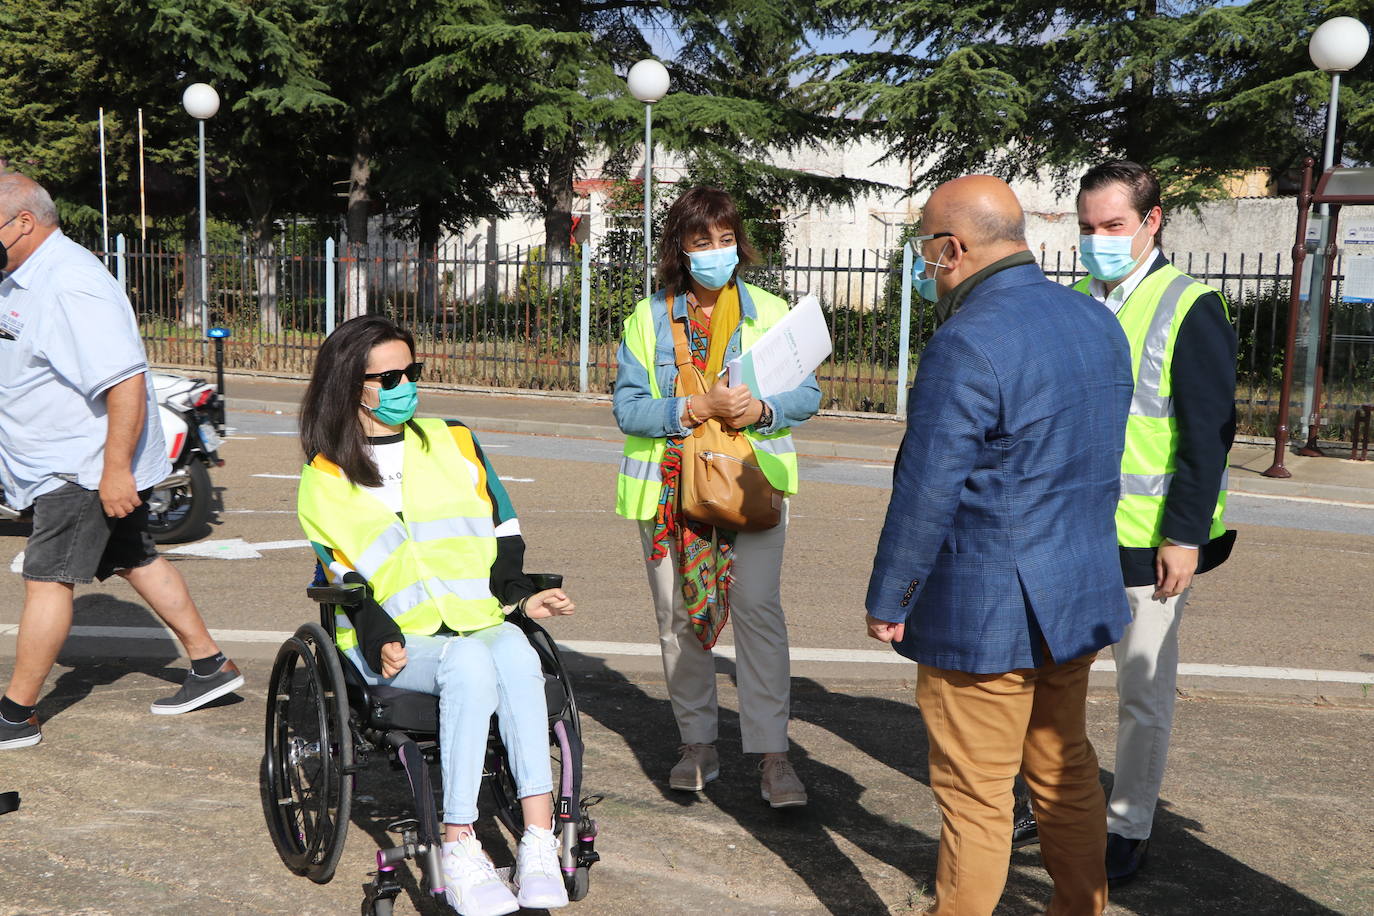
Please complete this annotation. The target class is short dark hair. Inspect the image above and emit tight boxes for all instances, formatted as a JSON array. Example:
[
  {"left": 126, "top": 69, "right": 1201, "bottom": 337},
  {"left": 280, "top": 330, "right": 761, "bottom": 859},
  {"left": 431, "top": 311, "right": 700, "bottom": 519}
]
[
  {"left": 655, "top": 187, "right": 758, "bottom": 294},
  {"left": 299, "top": 315, "right": 427, "bottom": 487},
  {"left": 1078, "top": 160, "right": 1164, "bottom": 245}
]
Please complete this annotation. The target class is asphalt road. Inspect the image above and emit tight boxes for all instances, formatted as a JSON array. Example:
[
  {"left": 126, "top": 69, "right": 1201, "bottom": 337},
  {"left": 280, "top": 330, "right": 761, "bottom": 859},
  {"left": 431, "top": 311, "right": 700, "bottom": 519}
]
[
  {"left": 68, "top": 408, "right": 1366, "bottom": 694},
  {"left": 0, "top": 409, "right": 1371, "bottom": 916}
]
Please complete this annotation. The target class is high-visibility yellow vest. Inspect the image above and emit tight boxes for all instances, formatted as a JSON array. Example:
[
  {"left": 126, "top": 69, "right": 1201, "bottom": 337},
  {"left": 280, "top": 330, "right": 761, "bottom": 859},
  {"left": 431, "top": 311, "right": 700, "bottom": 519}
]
[
  {"left": 1074, "top": 264, "right": 1229, "bottom": 547},
  {"left": 297, "top": 418, "right": 503, "bottom": 651},
  {"left": 615, "top": 284, "right": 801, "bottom": 521}
]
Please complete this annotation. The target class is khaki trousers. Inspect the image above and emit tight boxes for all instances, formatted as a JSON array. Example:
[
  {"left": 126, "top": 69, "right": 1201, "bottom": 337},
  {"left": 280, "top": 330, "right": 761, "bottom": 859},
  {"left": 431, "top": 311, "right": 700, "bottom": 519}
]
[
  {"left": 917, "top": 652, "right": 1108, "bottom": 916},
  {"left": 637, "top": 502, "right": 791, "bottom": 754}
]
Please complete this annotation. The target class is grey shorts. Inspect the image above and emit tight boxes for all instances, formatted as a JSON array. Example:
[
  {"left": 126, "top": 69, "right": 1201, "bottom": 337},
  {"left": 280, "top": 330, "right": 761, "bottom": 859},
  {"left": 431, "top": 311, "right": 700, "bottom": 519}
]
[{"left": 23, "top": 483, "right": 159, "bottom": 584}]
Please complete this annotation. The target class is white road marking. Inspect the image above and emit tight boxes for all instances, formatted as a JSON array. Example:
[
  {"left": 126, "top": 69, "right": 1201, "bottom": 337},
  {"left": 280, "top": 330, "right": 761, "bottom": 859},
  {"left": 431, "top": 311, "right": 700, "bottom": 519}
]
[
  {"left": 252, "top": 540, "right": 311, "bottom": 551},
  {"left": 252, "top": 473, "right": 301, "bottom": 479},
  {"left": 164, "top": 537, "right": 310, "bottom": 560},
  {"left": 9, "top": 551, "right": 23, "bottom": 573},
  {"left": 2, "top": 623, "right": 1366, "bottom": 686},
  {"left": 165, "top": 538, "right": 263, "bottom": 559},
  {"left": 861, "top": 464, "right": 892, "bottom": 469},
  {"left": 222, "top": 436, "right": 257, "bottom": 440},
  {"left": 1228, "top": 490, "right": 1374, "bottom": 510},
  {"left": 499, "top": 476, "right": 535, "bottom": 483}
]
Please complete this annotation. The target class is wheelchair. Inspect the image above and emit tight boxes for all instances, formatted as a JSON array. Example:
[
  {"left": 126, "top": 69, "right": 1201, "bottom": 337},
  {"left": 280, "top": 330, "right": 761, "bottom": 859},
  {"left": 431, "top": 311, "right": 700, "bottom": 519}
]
[{"left": 260, "top": 572, "right": 600, "bottom": 915}]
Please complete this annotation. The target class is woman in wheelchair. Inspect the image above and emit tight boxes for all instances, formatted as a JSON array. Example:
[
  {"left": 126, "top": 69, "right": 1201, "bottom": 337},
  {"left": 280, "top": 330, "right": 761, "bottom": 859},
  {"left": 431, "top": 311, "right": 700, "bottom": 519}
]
[{"left": 296, "top": 315, "right": 575, "bottom": 916}]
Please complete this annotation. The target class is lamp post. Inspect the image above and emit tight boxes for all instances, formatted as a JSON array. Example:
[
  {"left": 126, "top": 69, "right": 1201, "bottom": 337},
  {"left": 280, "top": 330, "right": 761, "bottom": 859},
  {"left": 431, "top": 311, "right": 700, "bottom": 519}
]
[
  {"left": 1300, "top": 18, "right": 1368, "bottom": 454},
  {"left": 627, "top": 59, "right": 670, "bottom": 298},
  {"left": 1310, "top": 17, "right": 1370, "bottom": 174},
  {"left": 182, "top": 82, "right": 220, "bottom": 333}
]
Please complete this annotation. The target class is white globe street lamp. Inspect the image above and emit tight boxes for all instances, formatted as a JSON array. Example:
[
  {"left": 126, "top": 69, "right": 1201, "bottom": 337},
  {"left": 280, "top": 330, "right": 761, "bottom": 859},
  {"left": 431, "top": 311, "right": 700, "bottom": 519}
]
[
  {"left": 627, "top": 59, "right": 670, "bottom": 297},
  {"left": 182, "top": 82, "right": 220, "bottom": 332},
  {"left": 1296, "top": 18, "right": 1370, "bottom": 450},
  {"left": 1309, "top": 17, "right": 1369, "bottom": 172}
]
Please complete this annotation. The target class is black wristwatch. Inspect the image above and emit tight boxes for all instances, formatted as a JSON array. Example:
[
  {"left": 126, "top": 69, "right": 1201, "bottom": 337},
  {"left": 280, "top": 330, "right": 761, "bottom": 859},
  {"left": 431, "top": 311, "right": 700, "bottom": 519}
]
[{"left": 753, "top": 401, "right": 774, "bottom": 431}]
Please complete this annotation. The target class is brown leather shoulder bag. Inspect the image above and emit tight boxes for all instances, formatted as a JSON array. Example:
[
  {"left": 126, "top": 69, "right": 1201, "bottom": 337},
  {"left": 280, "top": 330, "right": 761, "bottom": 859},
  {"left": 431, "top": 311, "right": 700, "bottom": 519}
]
[{"left": 670, "top": 313, "right": 782, "bottom": 532}]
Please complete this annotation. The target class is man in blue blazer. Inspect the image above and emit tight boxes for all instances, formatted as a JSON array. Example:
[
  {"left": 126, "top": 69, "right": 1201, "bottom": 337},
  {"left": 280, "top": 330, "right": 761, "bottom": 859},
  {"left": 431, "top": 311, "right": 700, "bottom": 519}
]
[{"left": 866, "top": 175, "right": 1133, "bottom": 916}]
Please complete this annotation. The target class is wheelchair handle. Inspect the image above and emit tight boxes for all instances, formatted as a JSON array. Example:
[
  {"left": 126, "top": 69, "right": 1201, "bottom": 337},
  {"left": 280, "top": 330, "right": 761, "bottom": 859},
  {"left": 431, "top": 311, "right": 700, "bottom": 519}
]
[
  {"left": 306, "top": 582, "right": 367, "bottom": 607},
  {"left": 528, "top": 572, "right": 563, "bottom": 591}
]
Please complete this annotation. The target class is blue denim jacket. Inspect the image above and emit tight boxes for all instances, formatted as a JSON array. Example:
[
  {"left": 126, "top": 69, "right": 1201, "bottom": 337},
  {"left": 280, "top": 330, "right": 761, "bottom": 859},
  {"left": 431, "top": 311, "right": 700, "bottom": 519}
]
[{"left": 612, "top": 283, "right": 821, "bottom": 439}]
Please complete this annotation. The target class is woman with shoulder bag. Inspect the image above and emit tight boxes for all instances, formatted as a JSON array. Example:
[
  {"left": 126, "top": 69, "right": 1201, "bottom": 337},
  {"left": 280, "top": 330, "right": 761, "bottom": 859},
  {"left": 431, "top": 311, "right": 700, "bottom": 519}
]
[{"left": 611, "top": 187, "right": 820, "bottom": 807}]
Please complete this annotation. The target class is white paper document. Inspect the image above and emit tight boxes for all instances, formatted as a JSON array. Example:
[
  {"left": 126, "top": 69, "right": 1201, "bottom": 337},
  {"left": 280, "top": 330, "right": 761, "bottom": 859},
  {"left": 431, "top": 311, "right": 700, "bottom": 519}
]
[{"left": 726, "top": 294, "right": 832, "bottom": 398}]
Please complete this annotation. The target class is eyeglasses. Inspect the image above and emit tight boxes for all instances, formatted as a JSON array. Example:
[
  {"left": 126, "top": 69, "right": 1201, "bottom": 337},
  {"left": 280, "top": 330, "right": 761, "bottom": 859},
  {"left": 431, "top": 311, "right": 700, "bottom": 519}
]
[
  {"left": 362, "top": 362, "right": 424, "bottom": 390},
  {"left": 914, "top": 231, "right": 970, "bottom": 252}
]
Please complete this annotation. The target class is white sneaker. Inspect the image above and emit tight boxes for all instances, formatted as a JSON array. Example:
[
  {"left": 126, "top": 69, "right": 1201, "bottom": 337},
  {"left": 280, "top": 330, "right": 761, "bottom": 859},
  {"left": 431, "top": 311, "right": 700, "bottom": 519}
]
[
  {"left": 515, "top": 825, "right": 569, "bottom": 910},
  {"left": 442, "top": 833, "right": 519, "bottom": 916}
]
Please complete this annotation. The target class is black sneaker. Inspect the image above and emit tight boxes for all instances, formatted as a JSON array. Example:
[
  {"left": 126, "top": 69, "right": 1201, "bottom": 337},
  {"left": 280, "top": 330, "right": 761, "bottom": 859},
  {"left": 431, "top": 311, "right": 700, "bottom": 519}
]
[
  {"left": 150, "top": 660, "right": 244, "bottom": 715},
  {"left": 1106, "top": 833, "right": 1149, "bottom": 886},
  {"left": 1011, "top": 797, "right": 1039, "bottom": 848},
  {"left": 0, "top": 715, "right": 41, "bottom": 749}
]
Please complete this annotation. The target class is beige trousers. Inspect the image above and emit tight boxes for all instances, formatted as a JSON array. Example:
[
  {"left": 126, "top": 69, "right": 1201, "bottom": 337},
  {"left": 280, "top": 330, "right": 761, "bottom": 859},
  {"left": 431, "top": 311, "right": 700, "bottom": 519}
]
[
  {"left": 917, "top": 652, "right": 1108, "bottom": 916},
  {"left": 637, "top": 502, "right": 791, "bottom": 753},
  {"left": 1107, "top": 584, "right": 1190, "bottom": 839}
]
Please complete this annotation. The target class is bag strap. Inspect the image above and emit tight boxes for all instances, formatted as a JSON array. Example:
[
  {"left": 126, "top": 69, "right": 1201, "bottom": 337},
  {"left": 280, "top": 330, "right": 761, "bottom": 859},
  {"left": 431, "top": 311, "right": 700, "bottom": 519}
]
[{"left": 668, "top": 292, "right": 706, "bottom": 397}]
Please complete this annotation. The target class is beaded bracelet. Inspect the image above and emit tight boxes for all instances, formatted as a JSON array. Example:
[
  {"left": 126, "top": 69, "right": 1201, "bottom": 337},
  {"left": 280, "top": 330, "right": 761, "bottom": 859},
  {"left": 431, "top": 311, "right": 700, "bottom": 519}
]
[{"left": 684, "top": 397, "right": 704, "bottom": 427}]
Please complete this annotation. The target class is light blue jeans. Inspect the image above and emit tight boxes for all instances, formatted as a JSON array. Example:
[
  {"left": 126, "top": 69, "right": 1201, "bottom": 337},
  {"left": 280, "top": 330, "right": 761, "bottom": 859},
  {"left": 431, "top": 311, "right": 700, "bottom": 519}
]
[{"left": 344, "top": 621, "right": 552, "bottom": 824}]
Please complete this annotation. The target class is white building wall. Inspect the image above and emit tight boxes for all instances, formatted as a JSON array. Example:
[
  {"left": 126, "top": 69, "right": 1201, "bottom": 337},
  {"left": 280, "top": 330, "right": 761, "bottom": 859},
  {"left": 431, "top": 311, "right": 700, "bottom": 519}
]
[{"left": 429, "top": 139, "right": 1374, "bottom": 304}]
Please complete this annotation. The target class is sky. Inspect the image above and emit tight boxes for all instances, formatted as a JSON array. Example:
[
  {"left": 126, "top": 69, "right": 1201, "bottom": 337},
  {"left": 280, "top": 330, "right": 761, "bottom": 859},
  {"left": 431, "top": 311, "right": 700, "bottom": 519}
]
[{"left": 644, "top": 24, "right": 889, "bottom": 61}]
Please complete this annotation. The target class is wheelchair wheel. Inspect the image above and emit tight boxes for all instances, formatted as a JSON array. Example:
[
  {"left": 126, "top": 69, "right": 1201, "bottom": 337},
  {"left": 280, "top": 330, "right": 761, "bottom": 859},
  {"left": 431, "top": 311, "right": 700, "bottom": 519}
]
[
  {"left": 487, "top": 710, "right": 580, "bottom": 839},
  {"left": 488, "top": 735, "right": 524, "bottom": 836},
  {"left": 263, "top": 622, "right": 354, "bottom": 883},
  {"left": 568, "top": 864, "right": 591, "bottom": 902},
  {"left": 363, "top": 898, "right": 393, "bottom": 916}
]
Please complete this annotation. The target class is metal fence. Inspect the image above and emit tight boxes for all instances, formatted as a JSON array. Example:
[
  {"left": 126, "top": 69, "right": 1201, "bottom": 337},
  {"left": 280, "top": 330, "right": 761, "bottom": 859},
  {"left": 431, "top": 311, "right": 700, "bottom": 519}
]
[{"left": 100, "top": 234, "right": 1374, "bottom": 435}]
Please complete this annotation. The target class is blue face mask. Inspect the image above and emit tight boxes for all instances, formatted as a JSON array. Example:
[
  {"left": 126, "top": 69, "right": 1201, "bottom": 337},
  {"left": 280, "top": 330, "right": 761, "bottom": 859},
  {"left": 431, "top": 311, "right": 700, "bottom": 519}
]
[
  {"left": 911, "top": 241, "right": 952, "bottom": 303},
  {"left": 685, "top": 244, "right": 739, "bottom": 290},
  {"left": 365, "top": 381, "right": 418, "bottom": 426},
  {"left": 1079, "top": 214, "right": 1150, "bottom": 282}
]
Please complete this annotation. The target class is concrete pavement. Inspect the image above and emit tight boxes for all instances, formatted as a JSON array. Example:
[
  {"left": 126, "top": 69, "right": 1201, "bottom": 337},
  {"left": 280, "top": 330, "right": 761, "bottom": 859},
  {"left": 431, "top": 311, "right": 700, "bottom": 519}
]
[
  {"left": 0, "top": 653, "right": 1369, "bottom": 915},
  {"left": 212, "top": 371, "right": 1374, "bottom": 505}
]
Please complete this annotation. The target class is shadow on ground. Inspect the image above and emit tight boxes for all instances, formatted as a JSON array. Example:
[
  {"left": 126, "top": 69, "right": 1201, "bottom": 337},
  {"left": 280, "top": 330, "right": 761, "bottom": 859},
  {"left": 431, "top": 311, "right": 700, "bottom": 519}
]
[
  {"left": 565, "top": 655, "right": 1343, "bottom": 916},
  {"left": 35, "top": 593, "right": 242, "bottom": 723}
]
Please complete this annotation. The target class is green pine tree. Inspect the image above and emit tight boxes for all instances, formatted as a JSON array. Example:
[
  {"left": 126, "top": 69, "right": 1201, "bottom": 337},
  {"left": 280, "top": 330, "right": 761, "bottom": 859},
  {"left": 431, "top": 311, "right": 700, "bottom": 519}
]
[{"left": 813, "top": 0, "right": 1374, "bottom": 204}]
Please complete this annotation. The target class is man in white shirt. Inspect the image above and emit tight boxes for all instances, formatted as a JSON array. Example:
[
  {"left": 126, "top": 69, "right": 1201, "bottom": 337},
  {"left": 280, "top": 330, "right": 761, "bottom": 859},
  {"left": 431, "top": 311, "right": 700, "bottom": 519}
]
[
  {"left": 0, "top": 173, "right": 242, "bottom": 750},
  {"left": 1011, "top": 161, "right": 1236, "bottom": 885}
]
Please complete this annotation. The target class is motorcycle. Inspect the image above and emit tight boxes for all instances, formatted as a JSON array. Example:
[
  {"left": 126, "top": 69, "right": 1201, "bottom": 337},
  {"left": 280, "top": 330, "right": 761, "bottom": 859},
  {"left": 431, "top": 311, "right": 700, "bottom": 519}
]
[
  {"left": 0, "top": 372, "right": 225, "bottom": 544},
  {"left": 145, "top": 372, "right": 226, "bottom": 543}
]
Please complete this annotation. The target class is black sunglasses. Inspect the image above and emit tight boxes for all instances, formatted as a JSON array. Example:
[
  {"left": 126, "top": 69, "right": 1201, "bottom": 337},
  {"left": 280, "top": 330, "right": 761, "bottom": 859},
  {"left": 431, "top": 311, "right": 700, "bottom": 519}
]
[{"left": 363, "top": 362, "right": 424, "bottom": 390}]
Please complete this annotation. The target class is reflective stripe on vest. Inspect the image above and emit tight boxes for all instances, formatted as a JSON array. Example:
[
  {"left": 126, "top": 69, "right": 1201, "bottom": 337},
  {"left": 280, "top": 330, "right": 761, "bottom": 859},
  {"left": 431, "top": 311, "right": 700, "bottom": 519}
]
[
  {"left": 618, "top": 453, "right": 662, "bottom": 484},
  {"left": 1074, "top": 265, "right": 1229, "bottom": 547},
  {"left": 614, "top": 284, "right": 802, "bottom": 519},
  {"left": 1121, "top": 467, "right": 1230, "bottom": 499},
  {"left": 1128, "top": 274, "right": 1193, "bottom": 419},
  {"left": 297, "top": 417, "right": 503, "bottom": 651},
  {"left": 749, "top": 433, "right": 796, "bottom": 457}
]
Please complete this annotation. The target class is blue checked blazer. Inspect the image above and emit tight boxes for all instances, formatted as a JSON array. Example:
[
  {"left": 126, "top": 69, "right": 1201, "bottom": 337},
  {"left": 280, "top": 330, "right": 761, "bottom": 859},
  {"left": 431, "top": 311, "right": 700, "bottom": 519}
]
[{"left": 866, "top": 261, "right": 1134, "bottom": 674}]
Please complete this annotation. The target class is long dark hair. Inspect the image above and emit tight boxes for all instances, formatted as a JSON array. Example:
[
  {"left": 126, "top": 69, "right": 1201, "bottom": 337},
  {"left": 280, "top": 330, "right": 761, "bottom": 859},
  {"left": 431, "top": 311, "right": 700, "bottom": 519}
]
[
  {"left": 655, "top": 186, "right": 758, "bottom": 295},
  {"left": 300, "top": 315, "right": 427, "bottom": 487}
]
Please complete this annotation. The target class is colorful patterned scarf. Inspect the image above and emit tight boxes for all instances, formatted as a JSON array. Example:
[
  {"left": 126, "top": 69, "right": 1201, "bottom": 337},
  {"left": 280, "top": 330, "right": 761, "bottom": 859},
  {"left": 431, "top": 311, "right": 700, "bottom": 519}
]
[{"left": 649, "top": 291, "right": 737, "bottom": 649}]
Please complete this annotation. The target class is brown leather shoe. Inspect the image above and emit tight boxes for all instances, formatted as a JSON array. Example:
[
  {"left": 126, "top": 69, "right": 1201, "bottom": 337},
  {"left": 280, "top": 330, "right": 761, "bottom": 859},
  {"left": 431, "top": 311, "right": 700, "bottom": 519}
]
[
  {"left": 760, "top": 755, "right": 807, "bottom": 808},
  {"left": 669, "top": 743, "right": 719, "bottom": 791}
]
